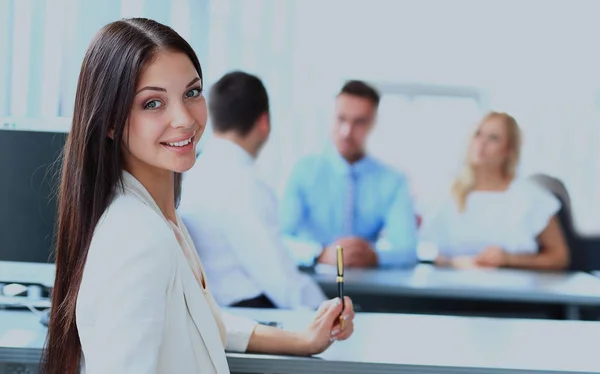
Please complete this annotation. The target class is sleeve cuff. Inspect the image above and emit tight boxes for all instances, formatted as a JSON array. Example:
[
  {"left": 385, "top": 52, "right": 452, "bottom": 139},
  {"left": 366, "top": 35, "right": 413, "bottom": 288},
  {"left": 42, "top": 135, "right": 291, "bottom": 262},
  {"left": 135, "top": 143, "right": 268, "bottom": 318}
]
[{"left": 222, "top": 312, "right": 259, "bottom": 353}]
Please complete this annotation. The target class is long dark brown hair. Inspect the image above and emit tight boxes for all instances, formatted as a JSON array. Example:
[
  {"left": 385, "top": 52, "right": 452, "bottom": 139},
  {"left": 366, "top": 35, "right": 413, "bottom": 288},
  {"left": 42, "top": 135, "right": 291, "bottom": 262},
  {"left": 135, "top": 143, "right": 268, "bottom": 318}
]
[{"left": 42, "top": 18, "right": 202, "bottom": 374}]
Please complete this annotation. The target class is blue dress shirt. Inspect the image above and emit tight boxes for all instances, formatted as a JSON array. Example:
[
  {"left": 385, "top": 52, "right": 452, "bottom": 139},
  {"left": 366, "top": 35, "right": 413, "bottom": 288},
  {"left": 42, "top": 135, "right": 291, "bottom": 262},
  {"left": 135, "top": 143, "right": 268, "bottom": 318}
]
[{"left": 281, "top": 146, "right": 418, "bottom": 267}]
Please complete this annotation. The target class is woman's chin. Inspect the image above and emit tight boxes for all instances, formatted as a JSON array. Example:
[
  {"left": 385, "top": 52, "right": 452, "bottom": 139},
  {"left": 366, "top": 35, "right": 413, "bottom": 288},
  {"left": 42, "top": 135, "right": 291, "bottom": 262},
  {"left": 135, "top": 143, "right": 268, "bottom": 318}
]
[
  {"left": 171, "top": 158, "right": 197, "bottom": 174},
  {"left": 468, "top": 157, "right": 486, "bottom": 167},
  {"left": 163, "top": 147, "right": 197, "bottom": 172}
]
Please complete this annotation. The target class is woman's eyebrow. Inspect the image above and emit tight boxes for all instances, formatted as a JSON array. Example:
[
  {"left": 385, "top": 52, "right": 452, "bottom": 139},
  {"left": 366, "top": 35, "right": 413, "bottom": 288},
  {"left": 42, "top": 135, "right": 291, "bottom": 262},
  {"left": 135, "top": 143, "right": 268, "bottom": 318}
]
[
  {"left": 136, "top": 85, "right": 166, "bottom": 94},
  {"left": 136, "top": 77, "right": 201, "bottom": 95},
  {"left": 186, "top": 77, "right": 201, "bottom": 88}
]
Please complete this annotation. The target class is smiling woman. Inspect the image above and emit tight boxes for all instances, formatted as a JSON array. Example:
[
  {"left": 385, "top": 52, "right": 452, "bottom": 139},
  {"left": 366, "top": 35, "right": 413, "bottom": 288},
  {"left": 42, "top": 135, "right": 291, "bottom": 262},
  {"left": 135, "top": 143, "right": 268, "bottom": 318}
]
[
  {"left": 121, "top": 50, "right": 206, "bottom": 184},
  {"left": 40, "top": 18, "right": 225, "bottom": 374},
  {"left": 42, "top": 17, "right": 355, "bottom": 374}
]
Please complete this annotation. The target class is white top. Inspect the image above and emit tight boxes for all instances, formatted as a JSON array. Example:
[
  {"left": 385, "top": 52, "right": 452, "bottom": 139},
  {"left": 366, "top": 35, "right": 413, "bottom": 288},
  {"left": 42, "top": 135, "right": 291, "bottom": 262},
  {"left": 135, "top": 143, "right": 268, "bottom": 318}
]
[
  {"left": 419, "top": 179, "right": 561, "bottom": 257},
  {"left": 179, "top": 138, "right": 326, "bottom": 309},
  {"left": 167, "top": 219, "right": 227, "bottom": 346},
  {"left": 76, "top": 171, "right": 257, "bottom": 374}
]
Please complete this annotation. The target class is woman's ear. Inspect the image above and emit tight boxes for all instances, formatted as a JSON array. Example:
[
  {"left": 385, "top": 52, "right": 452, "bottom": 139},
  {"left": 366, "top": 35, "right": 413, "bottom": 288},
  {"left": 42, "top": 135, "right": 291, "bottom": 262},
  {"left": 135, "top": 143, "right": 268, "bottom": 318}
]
[{"left": 108, "top": 128, "right": 115, "bottom": 139}]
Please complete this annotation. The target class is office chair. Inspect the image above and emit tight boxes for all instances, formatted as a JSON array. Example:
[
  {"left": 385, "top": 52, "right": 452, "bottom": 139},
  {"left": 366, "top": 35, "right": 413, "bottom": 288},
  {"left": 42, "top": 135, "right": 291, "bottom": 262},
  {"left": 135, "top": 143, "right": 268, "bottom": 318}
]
[{"left": 528, "top": 173, "right": 586, "bottom": 271}]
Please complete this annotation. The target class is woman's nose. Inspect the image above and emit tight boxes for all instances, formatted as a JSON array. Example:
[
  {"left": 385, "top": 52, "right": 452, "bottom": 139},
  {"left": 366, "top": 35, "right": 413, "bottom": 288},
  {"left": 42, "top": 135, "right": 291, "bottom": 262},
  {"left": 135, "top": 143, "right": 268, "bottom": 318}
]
[{"left": 171, "top": 101, "right": 195, "bottom": 129}]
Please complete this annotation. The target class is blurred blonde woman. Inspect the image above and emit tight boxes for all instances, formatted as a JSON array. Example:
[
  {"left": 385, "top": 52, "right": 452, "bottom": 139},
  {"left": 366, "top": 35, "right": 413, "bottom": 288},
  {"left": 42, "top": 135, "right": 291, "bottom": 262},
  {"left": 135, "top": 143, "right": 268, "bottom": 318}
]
[{"left": 419, "top": 111, "right": 569, "bottom": 270}]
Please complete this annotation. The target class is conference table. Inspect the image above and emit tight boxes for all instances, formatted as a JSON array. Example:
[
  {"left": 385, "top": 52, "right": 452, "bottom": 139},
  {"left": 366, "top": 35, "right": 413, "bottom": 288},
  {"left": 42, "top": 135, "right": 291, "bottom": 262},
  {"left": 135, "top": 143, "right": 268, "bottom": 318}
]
[
  {"left": 1, "top": 307, "right": 599, "bottom": 374},
  {"left": 308, "top": 264, "right": 600, "bottom": 320}
]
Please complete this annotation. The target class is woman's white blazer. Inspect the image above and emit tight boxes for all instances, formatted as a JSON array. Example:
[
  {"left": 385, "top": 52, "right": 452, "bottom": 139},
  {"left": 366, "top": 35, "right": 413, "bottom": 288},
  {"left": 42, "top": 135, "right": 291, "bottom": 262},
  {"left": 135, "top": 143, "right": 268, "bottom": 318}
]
[{"left": 76, "top": 171, "right": 256, "bottom": 373}]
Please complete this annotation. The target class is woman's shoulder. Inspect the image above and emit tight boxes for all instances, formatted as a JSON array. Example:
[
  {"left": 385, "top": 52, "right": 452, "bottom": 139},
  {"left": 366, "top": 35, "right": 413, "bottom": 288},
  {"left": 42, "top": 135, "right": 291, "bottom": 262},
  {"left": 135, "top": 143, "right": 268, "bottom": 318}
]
[
  {"left": 509, "top": 177, "right": 562, "bottom": 220},
  {"left": 77, "top": 192, "right": 178, "bottom": 329},
  {"left": 510, "top": 177, "right": 541, "bottom": 192},
  {"left": 91, "top": 193, "right": 175, "bottom": 261},
  {"left": 510, "top": 178, "right": 560, "bottom": 203},
  {"left": 101, "top": 193, "right": 167, "bottom": 231}
]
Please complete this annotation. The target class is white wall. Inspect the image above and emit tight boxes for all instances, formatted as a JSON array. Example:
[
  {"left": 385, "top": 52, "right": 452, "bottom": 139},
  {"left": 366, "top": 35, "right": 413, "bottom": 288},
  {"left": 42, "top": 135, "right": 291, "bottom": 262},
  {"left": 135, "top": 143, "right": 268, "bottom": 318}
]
[
  {"left": 3, "top": 0, "right": 600, "bottom": 234},
  {"left": 276, "top": 0, "right": 600, "bottom": 234}
]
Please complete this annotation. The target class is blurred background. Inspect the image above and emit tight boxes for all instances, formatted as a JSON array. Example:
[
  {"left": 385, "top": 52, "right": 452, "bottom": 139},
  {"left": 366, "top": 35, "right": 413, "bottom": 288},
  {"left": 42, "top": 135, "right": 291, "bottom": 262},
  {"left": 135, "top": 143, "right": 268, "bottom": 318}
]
[{"left": 2, "top": 0, "right": 600, "bottom": 238}]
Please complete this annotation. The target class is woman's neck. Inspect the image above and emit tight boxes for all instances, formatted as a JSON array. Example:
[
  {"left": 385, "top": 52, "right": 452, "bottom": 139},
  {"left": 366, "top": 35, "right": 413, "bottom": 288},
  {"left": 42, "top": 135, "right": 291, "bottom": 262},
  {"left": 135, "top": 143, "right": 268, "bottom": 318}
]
[
  {"left": 473, "top": 168, "right": 511, "bottom": 191},
  {"left": 126, "top": 165, "right": 177, "bottom": 222}
]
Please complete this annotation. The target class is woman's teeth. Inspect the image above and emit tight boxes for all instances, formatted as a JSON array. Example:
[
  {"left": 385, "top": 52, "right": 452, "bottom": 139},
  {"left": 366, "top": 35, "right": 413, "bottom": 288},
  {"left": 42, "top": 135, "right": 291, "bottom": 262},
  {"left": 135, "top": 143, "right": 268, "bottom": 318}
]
[{"left": 165, "top": 136, "right": 193, "bottom": 147}]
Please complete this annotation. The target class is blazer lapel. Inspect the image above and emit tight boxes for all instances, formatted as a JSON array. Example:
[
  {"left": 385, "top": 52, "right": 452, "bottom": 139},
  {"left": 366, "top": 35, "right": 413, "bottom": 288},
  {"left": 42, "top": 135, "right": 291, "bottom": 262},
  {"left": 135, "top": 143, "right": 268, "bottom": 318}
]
[
  {"left": 176, "top": 252, "right": 230, "bottom": 374},
  {"left": 120, "top": 171, "right": 230, "bottom": 374}
]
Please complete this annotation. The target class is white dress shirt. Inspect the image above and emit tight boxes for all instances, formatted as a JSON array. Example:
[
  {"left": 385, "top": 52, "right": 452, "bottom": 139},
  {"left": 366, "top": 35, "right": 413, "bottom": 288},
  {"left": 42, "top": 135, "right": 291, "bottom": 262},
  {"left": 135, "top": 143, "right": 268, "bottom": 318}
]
[
  {"left": 179, "top": 137, "right": 326, "bottom": 309},
  {"left": 76, "top": 171, "right": 256, "bottom": 374},
  {"left": 419, "top": 178, "right": 561, "bottom": 257}
]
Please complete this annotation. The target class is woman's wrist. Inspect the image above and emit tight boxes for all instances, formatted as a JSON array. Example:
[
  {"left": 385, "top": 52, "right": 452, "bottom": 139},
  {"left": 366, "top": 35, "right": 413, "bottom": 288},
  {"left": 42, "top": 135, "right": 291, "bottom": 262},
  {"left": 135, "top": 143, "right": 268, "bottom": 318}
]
[
  {"left": 247, "top": 324, "right": 313, "bottom": 356},
  {"left": 293, "top": 330, "right": 314, "bottom": 356}
]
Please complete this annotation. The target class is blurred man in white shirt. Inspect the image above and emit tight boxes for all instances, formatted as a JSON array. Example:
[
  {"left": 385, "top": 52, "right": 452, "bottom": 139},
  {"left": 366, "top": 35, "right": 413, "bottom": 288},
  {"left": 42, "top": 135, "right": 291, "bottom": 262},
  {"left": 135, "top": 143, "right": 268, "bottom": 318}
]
[{"left": 179, "top": 71, "right": 326, "bottom": 309}]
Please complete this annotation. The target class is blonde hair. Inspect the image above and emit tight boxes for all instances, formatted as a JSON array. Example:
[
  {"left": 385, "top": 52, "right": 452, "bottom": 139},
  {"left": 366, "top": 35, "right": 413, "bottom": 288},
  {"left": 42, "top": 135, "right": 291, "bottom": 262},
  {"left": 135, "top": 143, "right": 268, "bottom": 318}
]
[{"left": 451, "top": 111, "right": 522, "bottom": 212}]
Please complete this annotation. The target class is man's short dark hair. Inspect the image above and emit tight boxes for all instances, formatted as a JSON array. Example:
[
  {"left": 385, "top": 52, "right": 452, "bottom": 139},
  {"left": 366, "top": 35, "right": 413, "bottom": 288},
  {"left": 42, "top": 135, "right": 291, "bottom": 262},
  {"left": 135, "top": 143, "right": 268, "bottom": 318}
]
[
  {"left": 338, "top": 80, "right": 380, "bottom": 107},
  {"left": 208, "top": 71, "right": 269, "bottom": 136}
]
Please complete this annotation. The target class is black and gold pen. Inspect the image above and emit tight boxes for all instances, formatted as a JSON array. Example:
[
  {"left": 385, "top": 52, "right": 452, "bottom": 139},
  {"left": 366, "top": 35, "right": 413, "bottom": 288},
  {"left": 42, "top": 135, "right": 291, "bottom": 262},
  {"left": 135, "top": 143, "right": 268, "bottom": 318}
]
[{"left": 336, "top": 245, "right": 345, "bottom": 322}]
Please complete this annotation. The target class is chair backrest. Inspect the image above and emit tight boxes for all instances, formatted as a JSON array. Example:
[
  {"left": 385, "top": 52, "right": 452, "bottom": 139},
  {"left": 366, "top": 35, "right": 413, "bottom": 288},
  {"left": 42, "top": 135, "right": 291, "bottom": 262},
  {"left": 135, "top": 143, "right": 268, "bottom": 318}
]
[{"left": 528, "top": 173, "right": 585, "bottom": 271}]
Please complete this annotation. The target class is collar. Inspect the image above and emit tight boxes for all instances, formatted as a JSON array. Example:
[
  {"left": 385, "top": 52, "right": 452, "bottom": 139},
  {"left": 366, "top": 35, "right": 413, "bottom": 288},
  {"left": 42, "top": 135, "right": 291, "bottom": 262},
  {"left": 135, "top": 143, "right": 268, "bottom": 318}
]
[
  {"left": 120, "top": 170, "right": 167, "bottom": 219},
  {"left": 324, "top": 143, "right": 375, "bottom": 176},
  {"left": 119, "top": 171, "right": 230, "bottom": 373},
  {"left": 203, "top": 136, "right": 254, "bottom": 167},
  {"left": 120, "top": 170, "right": 188, "bottom": 230}
]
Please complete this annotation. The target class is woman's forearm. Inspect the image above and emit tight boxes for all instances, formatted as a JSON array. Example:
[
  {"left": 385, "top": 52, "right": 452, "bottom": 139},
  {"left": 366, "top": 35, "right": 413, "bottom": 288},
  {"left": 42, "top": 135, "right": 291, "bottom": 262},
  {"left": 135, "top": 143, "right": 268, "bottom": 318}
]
[
  {"left": 246, "top": 324, "right": 310, "bottom": 356},
  {"left": 506, "top": 251, "right": 569, "bottom": 270},
  {"left": 510, "top": 216, "right": 570, "bottom": 271}
]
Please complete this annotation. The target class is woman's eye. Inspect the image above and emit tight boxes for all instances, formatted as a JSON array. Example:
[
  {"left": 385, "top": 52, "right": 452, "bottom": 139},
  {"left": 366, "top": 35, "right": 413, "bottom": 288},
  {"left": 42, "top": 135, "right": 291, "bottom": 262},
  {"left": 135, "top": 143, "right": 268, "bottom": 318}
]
[
  {"left": 186, "top": 88, "right": 201, "bottom": 98},
  {"left": 144, "top": 100, "right": 162, "bottom": 110}
]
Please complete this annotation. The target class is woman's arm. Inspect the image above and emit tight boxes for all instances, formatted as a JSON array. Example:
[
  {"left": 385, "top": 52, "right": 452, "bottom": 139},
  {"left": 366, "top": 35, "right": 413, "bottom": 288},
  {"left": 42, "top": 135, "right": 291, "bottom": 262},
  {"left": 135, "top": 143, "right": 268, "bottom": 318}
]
[
  {"left": 504, "top": 215, "right": 570, "bottom": 270},
  {"left": 246, "top": 297, "right": 354, "bottom": 356},
  {"left": 475, "top": 216, "right": 570, "bottom": 270},
  {"left": 81, "top": 228, "right": 174, "bottom": 373},
  {"left": 246, "top": 324, "right": 311, "bottom": 355}
]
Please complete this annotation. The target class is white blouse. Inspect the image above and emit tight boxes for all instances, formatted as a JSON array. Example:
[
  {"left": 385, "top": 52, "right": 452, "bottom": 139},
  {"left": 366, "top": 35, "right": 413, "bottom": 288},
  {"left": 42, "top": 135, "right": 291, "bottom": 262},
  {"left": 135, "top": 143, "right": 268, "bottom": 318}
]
[
  {"left": 168, "top": 219, "right": 227, "bottom": 347},
  {"left": 419, "top": 179, "right": 561, "bottom": 257}
]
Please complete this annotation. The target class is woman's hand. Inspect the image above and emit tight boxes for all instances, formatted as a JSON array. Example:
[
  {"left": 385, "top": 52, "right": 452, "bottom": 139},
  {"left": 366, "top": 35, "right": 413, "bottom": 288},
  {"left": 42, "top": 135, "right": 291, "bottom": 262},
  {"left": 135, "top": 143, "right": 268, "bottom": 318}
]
[
  {"left": 475, "top": 246, "right": 509, "bottom": 268},
  {"left": 451, "top": 256, "right": 480, "bottom": 269},
  {"left": 434, "top": 255, "right": 452, "bottom": 267},
  {"left": 300, "top": 297, "right": 355, "bottom": 355},
  {"left": 436, "top": 255, "right": 479, "bottom": 269}
]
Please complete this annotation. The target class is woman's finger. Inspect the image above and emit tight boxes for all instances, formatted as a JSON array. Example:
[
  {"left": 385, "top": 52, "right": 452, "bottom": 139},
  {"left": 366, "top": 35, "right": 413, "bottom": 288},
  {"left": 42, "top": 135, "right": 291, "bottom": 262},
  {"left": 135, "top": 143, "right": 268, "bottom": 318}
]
[
  {"left": 342, "top": 297, "right": 354, "bottom": 318},
  {"left": 332, "top": 323, "right": 354, "bottom": 341},
  {"left": 315, "top": 298, "right": 340, "bottom": 319},
  {"left": 320, "top": 297, "right": 343, "bottom": 325},
  {"left": 337, "top": 297, "right": 355, "bottom": 330},
  {"left": 315, "top": 298, "right": 343, "bottom": 326},
  {"left": 314, "top": 301, "right": 329, "bottom": 318}
]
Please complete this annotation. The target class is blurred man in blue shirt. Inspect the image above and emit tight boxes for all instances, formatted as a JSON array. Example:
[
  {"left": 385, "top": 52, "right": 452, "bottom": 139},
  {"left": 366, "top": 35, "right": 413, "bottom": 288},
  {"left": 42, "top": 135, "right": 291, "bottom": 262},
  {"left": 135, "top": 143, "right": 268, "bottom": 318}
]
[{"left": 281, "top": 80, "right": 418, "bottom": 268}]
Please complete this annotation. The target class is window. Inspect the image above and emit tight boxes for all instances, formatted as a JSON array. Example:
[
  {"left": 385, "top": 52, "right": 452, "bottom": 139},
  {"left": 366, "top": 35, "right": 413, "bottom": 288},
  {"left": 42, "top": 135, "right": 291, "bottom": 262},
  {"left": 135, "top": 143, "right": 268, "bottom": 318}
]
[
  {"left": 1, "top": 0, "right": 210, "bottom": 120},
  {"left": 0, "top": 0, "right": 11, "bottom": 118}
]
